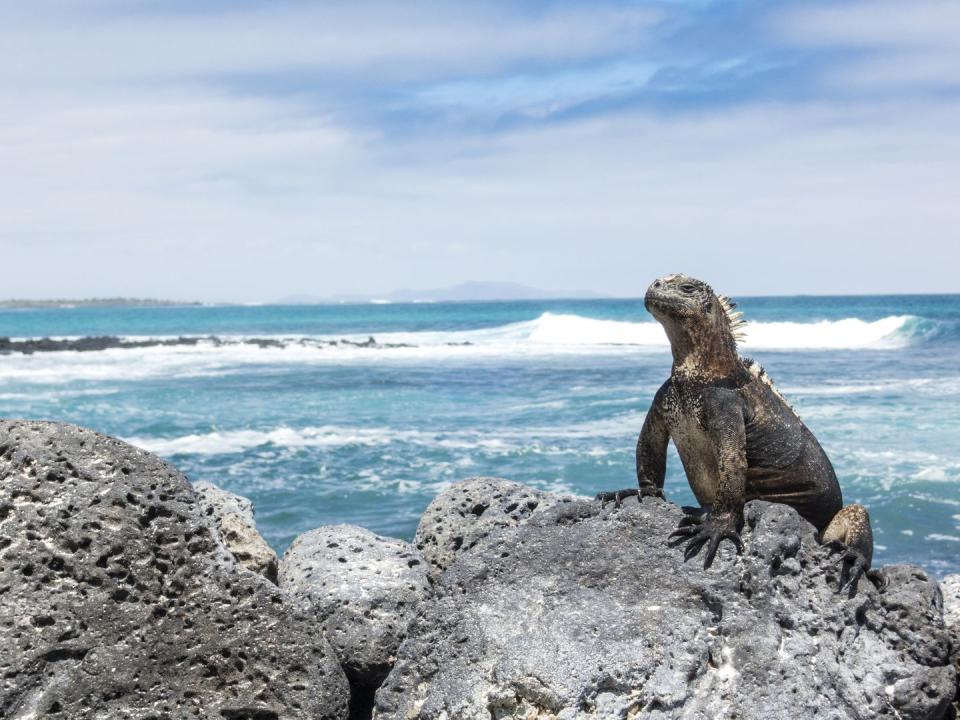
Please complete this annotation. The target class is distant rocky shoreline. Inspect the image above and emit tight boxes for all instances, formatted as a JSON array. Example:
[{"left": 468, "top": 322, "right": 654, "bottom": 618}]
[
  {"left": 0, "top": 335, "right": 454, "bottom": 355},
  {"left": 0, "top": 420, "right": 957, "bottom": 719}
]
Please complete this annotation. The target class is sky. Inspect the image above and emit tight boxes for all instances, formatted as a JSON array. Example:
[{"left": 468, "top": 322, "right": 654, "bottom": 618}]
[{"left": 1, "top": 0, "right": 958, "bottom": 301}]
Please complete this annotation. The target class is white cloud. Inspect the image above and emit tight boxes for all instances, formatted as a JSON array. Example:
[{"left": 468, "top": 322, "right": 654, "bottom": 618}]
[
  {"left": 0, "top": 2, "right": 660, "bottom": 87},
  {"left": 777, "top": 1, "right": 960, "bottom": 49},
  {"left": 775, "top": 1, "right": 960, "bottom": 90},
  {"left": 834, "top": 50, "right": 960, "bottom": 89}
]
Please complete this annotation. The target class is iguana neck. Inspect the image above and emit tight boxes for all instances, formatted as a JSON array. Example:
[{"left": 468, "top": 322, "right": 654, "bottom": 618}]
[{"left": 665, "top": 325, "right": 740, "bottom": 382}]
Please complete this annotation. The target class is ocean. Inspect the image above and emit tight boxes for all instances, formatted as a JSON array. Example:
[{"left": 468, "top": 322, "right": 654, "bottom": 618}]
[{"left": 1, "top": 295, "right": 958, "bottom": 576}]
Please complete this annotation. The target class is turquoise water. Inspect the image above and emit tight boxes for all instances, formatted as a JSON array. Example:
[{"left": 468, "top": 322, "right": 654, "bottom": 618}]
[{"left": 1, "top": 295, "right": 958, "bottom": 575}]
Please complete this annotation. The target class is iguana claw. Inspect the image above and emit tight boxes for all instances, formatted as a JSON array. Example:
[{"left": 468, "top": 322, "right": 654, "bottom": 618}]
[
  {"left": 829, "top": 544, "right": 869, "bottom": 594},
  {"left": 595, "top": 486, "right": 664, "bottom": 508},
  {"left": 669, "top": 511, "right": 744, "bottom": 569},
  {"left": 595, "top": 488, "right": 638, "bottom": 508}
]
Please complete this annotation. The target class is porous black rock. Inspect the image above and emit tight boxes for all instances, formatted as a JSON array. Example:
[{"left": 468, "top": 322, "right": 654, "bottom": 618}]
[
  {"left": 376, "top": 487, "right": 957, "bottom": 720},
  {"left": 280, "top": 525, "right": 432, "bottom": 719},
  {"left": 413, "top": 476, "right": 569, "bottom": 575},
  {"left": 193, "top": 480, "right": 279, "bottom": 583},
  {"left": 0, "top": 420, "right": 349, "bottom": 720}
]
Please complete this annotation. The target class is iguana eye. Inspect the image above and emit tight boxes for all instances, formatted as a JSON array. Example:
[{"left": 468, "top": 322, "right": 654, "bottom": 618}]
[{"left": 680, "top": 283, "right": 697, "bottom": 294}]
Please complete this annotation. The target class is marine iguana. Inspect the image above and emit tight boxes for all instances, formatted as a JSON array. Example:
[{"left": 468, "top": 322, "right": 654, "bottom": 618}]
[{"left": 597, "top": 274, "right": 873, "bottom": 590}]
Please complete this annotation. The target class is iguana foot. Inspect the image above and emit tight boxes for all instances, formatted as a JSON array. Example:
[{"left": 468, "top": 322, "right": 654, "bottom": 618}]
[
  {"left": 595, "top": 488, "right": 638, "bottom": 508},
  {"left": 866, "top": 569, "right": 887, "bottom": 592},
  {"left": 827, "top": 541, "right": 869, "bottom": 594},
  {"left": 669, "top": 510, "right": 744, "bottom": 569}
]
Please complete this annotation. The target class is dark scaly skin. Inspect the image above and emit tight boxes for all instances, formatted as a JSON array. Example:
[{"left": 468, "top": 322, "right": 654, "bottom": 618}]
[{"left": 597, "top": 274, "right": 874, "bottom": 591}]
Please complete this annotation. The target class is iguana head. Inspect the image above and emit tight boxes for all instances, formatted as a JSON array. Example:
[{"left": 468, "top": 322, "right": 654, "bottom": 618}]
[{"left": 645, "top": 274, "right": 745, "bottom": 374}]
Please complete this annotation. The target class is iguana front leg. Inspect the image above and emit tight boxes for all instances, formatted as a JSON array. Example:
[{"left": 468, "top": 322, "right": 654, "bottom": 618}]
[
  {"left": 669, "top": 391, "right": 746, "bottom": 568},
  {"left": 596, "top": 385, "right": 669, "bottom": 507},
  {"left": 635, "top": 398, "right": 669, "bottom": 499}
]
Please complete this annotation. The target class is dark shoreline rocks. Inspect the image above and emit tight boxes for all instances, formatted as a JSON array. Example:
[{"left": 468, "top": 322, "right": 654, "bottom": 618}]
[
  {"left": 0, "top": 335, "right": 212, "bottom": 354},
  {"left": 0, "top": 420, "right": 348, "bottom": 719},
  {"left": 0, "top": 335, "right": 417, "bottom": 355}
]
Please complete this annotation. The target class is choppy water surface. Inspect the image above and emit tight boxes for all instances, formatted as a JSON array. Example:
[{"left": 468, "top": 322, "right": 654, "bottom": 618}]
[{"left": 1, "top": 295, "right": 958, "bottom": 575}]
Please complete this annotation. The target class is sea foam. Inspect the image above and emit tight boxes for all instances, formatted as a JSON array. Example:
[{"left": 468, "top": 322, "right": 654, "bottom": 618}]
[
  {"left": 287, "top": 311, "right": 914, "bottom": 351},
  {"left": 0, "top": 313, "right": 923, "bottom": 387},
  {"left": 375, "top": 312, "right": 915, "bottom": 351},
  {"left": 124, "top": 412, "right": 647, "bottom": 457}
]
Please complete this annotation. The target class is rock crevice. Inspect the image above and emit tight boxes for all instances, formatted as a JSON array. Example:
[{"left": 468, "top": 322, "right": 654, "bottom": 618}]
[{"left": 280, "top": 524, "right": 432, "bottom": 720}]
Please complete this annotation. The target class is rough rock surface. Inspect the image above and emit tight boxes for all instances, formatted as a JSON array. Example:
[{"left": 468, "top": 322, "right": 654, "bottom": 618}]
[
  {"left": 413, "top": 477, "right": 568, "bottom": 575},
  {"left": 194, "top": 480, "right": 278, "bottom": 583},
  {"left": 376, "top": 490, "right": 956, "bottom": 720},
  {"left": 942, "top": 574, "right": 960, "bottom": 714},
  {"left": 941, "top": 574, "right": 960, "bottom": 631},
  {"left": 0, "top": 419, "right": 348, "bottom": 720},
  {"left": 280, "top": 525, "right": 431, "bottom": 718}
]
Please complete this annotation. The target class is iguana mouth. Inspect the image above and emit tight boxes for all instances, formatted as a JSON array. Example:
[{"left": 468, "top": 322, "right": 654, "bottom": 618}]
[{"left": 644, "top": 293, "right": 685, "bottom": 314}]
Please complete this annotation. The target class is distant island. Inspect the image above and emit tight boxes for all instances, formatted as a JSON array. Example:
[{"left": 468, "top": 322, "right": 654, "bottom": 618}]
[
  {"left": 277, "top": 281, "right": 606, "bottom": 305},
  {"left": 0, "top": 298, "right": 202, "bottom": 309},
  {"left": 1, "top": 284, "right": 610, "bottom": 309}
]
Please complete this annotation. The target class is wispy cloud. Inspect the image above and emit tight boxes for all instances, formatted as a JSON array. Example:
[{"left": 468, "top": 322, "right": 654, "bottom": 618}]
[
  {"left": 0, "top": 3, "right": 661, "bottom": 85},
  {"left": 775, "top": 1, "right": 960, "bottom": 90},
  {"left": 776, "top": 1, "right": 960, "bottom": 49}
]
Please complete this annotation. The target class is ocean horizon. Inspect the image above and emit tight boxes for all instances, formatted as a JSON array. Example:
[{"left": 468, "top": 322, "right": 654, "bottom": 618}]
[{"left": 1, "top": 293, "right": 958, "bottom": 576}]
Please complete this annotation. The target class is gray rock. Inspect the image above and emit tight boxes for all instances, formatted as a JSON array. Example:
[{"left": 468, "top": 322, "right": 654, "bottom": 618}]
[
  {"left": 0, "top": 420, "right": 349, "bottom": 720},
  {"left": 413, "top": 477, "right": 569, "bottom": 575},
  {"left": 941, "top": 574, "right": 960, "bottom": 716},
  {"left": 280, "top": 525, "right": 431, "bottom": 717},
  {"left": 375, "top": 490, "right": 956, "bottom": 720},
  {"left": 194, "top": 480, "right": 278, "bottom": 583},
  {"left": 941, "top": 574, "right": 960, "bottom": 630}
]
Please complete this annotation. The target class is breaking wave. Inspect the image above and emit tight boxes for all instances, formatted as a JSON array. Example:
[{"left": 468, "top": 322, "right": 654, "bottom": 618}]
[
  {"left": 317, "top": 312, "right": 924, "bottom": 350},
  {"left": 0, "top": 313, "right": 943, "bottom": 386},
  {"left": 480, "top": 312, "right": 921, "bottom": 350}
]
